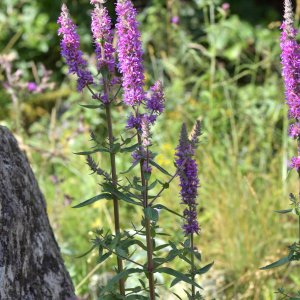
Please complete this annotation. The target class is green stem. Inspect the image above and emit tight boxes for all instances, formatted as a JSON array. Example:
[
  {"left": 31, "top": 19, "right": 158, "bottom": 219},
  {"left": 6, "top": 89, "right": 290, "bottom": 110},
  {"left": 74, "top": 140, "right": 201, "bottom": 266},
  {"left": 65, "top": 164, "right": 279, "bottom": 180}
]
[
  {"left": 102, "top": 78, "right": 125, "bottom": 296},
  {"left": 191, "top": 227, "right": 195, "bottom": 298},
  {"left": 136, "top": 109, "right": 155, "bottom": 300}
]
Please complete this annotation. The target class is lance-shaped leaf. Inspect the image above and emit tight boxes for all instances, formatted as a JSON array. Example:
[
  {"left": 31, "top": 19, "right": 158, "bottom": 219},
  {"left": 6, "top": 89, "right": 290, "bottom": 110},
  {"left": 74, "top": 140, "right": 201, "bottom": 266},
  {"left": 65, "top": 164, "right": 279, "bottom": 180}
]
[
  {"left": 196, "top": 261, "right": 214, "bottom": 275},
  {"left": 100, "top": 268, "right": 147, "bottom": 296},
  {"left": 260, "top": 251, "right": 294, "bottom": 270},
  {"left": 76, "top": 245, "right": 96, "bottom": 258},
  {"left": 149, "top": 160, "right": 172, "bottom": 176},
  {"left": 121, "top": 239, "right": 147, "bottom": 251},
  {"left": 120, "top": 143, "right": 139, "bottom": 153},
  {"left": 173, "top": 293, "right": 183, "bottom": 300},
  {"left": 73, "top": 148, "right": 109, "bottom": 155},
  {"left": 179, "top": 254, "right": 197, "bottom": 268},
  {"left": 152, "top": 204, "right": 184, "bottom": 218},
  {"left": 185, "top": 248, "right": 201, "bottom": 261},
  {"left": 79, "top": 104, "right": 103, "bottom": 109},
  {"left": 109, "top": 143, "right": 121, "bottom": 154},
  {"left": 143, "top": 207, "right": 159, "bottom": 222},
  {"left": 102, "top": 183, "right": 143, "bottom": 206},
  {"left": 153, "top": 244, "right": 170, "bottom": 252},
  {"left": 148, "top": 180, "right": 158, "bottom": 190},
  {"left": 72, "top": 193, "right": 113, "bottom": 208},
  {"left": 274, "top": 209, "right": 293, "bottom": 214},
  {"left": 154, "top": 267, "right": 202, "bottom": 289},
  {"left": 144, "top": 171, "right": 151, "bottom": 182},
  {"left": 126, "top": 295, "right": 150, "bottom": 300},
  {"left": 97, "top": 252, "right": 112, "bottom": 264},
  {"left": 120, "top": 159, "right": 141, "bottom": 174}
]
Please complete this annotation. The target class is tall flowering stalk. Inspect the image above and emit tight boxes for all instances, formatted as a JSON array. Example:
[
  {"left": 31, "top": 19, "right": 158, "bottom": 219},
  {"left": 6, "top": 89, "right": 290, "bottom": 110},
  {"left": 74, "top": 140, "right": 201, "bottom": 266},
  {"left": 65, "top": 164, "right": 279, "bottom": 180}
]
[
  {"left": 58, "top": 4, "right": 94, "bottom": 93},
  {"left": 175, "top": 121, "right": 202, "bottom": 298},
  {"left": 58, "top": 1, "right": 212, "bottom": 299},
  {"left": 280, "top": 0, "right": 300, "bottom": 242},
  {"left": 260, "top": 2, "right": 300, "bottom": 296}
]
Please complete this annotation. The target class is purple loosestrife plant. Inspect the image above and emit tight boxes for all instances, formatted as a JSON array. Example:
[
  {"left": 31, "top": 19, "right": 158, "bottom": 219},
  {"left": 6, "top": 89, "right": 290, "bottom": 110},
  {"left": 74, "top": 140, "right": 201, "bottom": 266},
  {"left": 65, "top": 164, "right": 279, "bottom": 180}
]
[
  {"left": 260, "top": 2, "right": 300, "bottom": 298},
  {"left": 58, "top": 1, "right": 212, "bottom": 299}
]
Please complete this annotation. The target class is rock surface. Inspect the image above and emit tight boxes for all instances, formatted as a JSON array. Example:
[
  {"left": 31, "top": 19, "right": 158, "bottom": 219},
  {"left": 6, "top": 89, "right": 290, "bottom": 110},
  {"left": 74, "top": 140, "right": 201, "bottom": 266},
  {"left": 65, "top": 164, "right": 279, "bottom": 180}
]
[{"left": 0, "top": 126, "right": 76, "bottom": 300}]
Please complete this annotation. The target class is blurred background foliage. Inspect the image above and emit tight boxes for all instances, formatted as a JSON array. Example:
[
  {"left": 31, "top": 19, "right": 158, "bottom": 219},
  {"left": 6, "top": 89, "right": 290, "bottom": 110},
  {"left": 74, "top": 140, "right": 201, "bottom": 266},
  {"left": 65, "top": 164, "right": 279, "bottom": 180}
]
[{"left": 1, "top": 0, "right": 300, "bottom": 299}]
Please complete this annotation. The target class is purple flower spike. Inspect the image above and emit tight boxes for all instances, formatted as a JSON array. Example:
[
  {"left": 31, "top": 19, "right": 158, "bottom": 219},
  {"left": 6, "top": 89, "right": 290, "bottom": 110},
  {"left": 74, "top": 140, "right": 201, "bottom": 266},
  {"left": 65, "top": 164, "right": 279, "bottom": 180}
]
[
  {"left": 146, "top": 80, "right": 165, "bottom": 116},
  {"left": 115, "top": 0, "right": 146, "bottom": 106},
  {"left": 58, "top": 4, "right": 94, "bottom": 92},
  {"left": 175, "top": 123, "right": 201, "bottom": 236},
  {"left": 91, "top": 1, "right": 116, "bottom": 73},
  {"left": 281, "top": 0, "right": 300, "bottom": 169},
  {"left": 280, "top": 0, "right": 300, "bottom": 120}
]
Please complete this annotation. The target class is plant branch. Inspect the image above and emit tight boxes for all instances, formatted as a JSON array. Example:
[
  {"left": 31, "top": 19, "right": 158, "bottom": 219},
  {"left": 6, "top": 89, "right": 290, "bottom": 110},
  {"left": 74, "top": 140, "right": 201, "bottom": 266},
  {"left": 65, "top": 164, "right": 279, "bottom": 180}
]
[
  {"left": 101, "top": 244, "right": 146, "bottom": 269},
  {"left": 149, "top": 157, "right": 189, "bottom": 206}
]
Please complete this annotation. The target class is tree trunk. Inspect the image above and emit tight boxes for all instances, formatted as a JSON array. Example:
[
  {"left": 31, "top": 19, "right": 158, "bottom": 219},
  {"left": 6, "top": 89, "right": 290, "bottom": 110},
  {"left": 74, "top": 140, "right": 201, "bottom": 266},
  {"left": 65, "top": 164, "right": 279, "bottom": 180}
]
[{"left": 0, "top": 126, "right": 77, "bottom": 300}]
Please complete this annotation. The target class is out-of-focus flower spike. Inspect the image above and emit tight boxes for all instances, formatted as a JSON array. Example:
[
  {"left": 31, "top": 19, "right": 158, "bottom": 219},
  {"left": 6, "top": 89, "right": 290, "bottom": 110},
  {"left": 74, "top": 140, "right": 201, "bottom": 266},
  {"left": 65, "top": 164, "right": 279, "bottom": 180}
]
[{"left": 190, "top": 119, "right": 203, "bottom": 149}]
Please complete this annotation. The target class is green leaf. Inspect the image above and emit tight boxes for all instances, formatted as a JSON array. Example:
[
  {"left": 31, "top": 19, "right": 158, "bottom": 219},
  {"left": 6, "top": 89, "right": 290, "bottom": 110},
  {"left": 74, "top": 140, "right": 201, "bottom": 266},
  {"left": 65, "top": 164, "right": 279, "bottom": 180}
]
[
  {"left": 148, "top": 180, "right": 158, "bottom": 190},
  {"left": 124, "top": 138, "right": 131, "bottom": 145},
  {"left": 102, "top": 183, "right": 143, "bottom": 206},
  {"left": 120, "top": 143, "right": 139, "bottom": 153},
  {"left": 152, "top": 204, "right": 184, "bottom": 218},
  {"left": 111, "top": 101, "right": 123, "bottom": 107},
  {"left": 100, "top": 65, "right": 109, "bottom": 79},
  {"left": 143, "top": 207, "right": 159, "bottom": 222},
  {"left": 76, "top": 245, "right": 96, "bottom": 258},
  {"left": 109, "top": 143, "right": 121, "bottom": 154},
  {"left": 133, "top": 183, "right": 146, "bottom": 192},
  {"left": 150, "top": 227, "right": 156, "bottom": 238},
  {"left": 115, "top": 247, "right": 128, "bottom": 260},
  {"left": 155, "top": 267, "right": 202, "bottom": 289},
  {"left": 196, "top": 261, "right": 214, "bottom": 275},
  {"left": 97, "top": 252, "right": 112, "bottom": 264},
  {"left": 274, "top": 209, "right": 293, "bottom": 214},
  {"left": 138, "top": 279, "right": 146, "bottom": 289},
  {"left": 260, "top": 254, "right": 293, "bottom": 270},
  {"left": 126, "top": 296, "right": 150, "bottom": 300},
  {"left": 79, "top": 104, "right": 102, "bottom": 109},
  {"left": 144, "top": 171, "right": 151, "bottom": 182},
  {"left": 120, "top": 160, "right": 141, "bottom": 174},
  {"left": 179, "top": 254, "right": 196, "bottom": 268},
  {"left": 163, "top": 182, "right": 169, "bottom": 189},
  {"left": 100, "top": 268, "right": 146, "bottom": 296},
  {"left": 173, "top": 293, "right": 183, "bottom": 300},
  {"left": 153, "top": 244, "right": 170, "bottom": 252},
  {"left": 169, "top": 241, "right": 177, "bottom": 250},
  {"left": 185, "top": 248, "right": 201, "bottom": 261},
  {"left": 121, "top": 239, "right": 147, "bottom": 251},
  {"left": 72, "top": 193, "right": 113, "bottom": 208},
  {"left": 149, "top": 160, "right": 172, "bottom": 176},
  {"left": 73, "top": 148, "right": 109, "bottom": 155}
]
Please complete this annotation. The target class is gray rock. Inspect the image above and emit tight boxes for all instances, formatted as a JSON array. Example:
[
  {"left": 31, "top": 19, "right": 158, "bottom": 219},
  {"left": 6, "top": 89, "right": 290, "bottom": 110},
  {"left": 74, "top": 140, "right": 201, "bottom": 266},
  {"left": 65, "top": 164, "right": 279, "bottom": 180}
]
[{"left": 0, "top": 126, "right": 76, "bottom": 300}]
